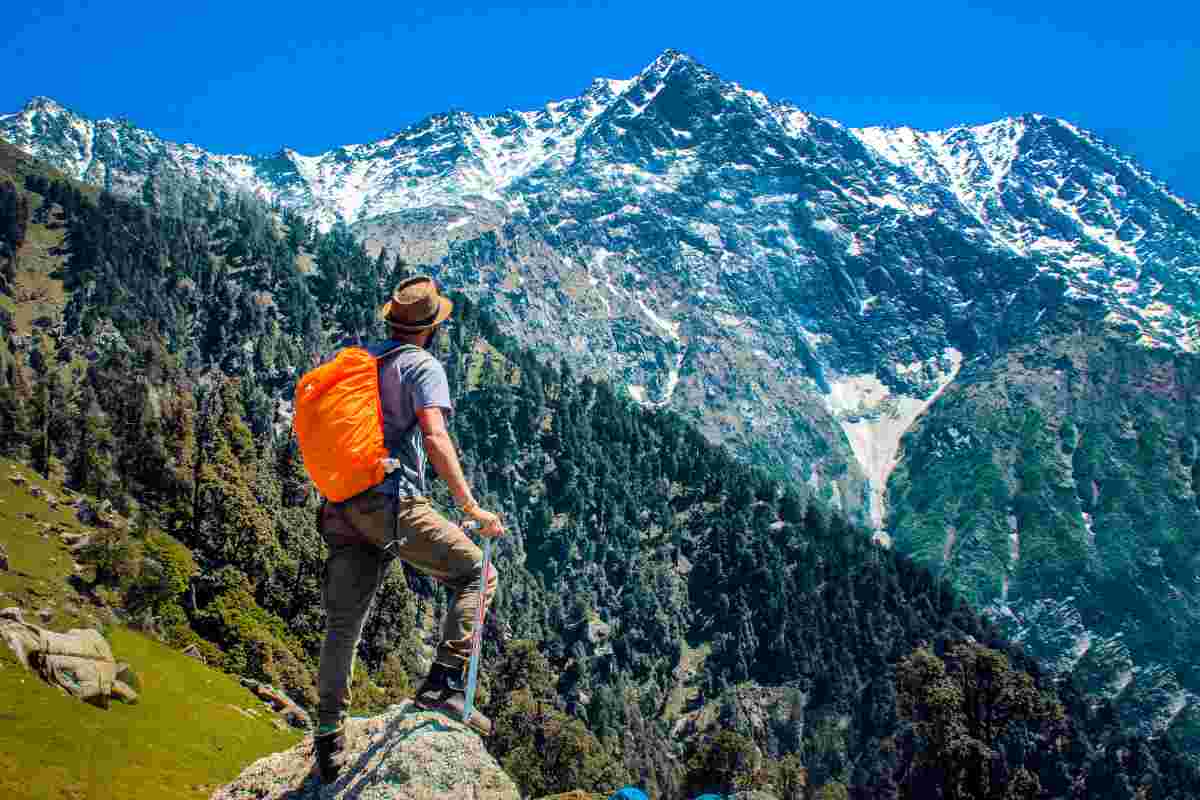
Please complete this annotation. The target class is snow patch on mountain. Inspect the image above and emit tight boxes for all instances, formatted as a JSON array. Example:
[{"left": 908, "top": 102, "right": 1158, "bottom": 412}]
[
  {"left": 638, "top": 298, "right": 681, "bottom": 340},
  {"left": 825, "top": 349, "right": 963, "bottom": 530}
]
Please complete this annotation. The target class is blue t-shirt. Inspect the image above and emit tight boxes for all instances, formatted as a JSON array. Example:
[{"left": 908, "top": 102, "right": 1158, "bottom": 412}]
[{"left": 366, "top": 340, "right": 453, "bottom": 499}]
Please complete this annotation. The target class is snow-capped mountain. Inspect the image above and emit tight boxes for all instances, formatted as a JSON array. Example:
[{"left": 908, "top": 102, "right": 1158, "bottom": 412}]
[
  {"left": 856, "top": 117, "right": 1200, "bottom": 350},
  {"left": 4, "top": 49, "right": 1198, "bottom": 527},
  {"left": 0, "top": 74, "right": 637, "bottom": 229},
  {"left": 6, "top": 48, "right": 1200, "bottom": 747}
]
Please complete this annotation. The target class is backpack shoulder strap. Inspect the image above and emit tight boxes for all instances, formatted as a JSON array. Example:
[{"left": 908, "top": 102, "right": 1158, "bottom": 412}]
[
  {"left": 375, "top": 343, "right": 438, "bottom": 436},
  {"left": 375, "top": 342, "right": 424, "bottom": 363}
]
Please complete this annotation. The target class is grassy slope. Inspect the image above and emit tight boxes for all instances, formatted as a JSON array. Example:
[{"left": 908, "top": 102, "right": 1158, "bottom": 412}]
[
  {"left": 0, "top": 139, "right": 76, "bottom": 188},
  {"left": 0, "top": 459, "right": 302, "bottom": 799},
  {"left": 8, "top": 216, "right": 67, "bottom": 334},
  {"left": 0, "top": 460, "right": 93, "bottom": 627},
  {"left": 0, "top": 138, "right": 86, "bottom": 334},
  {"left": 0, "top": 628, "right": 302, "bottom": 800}
]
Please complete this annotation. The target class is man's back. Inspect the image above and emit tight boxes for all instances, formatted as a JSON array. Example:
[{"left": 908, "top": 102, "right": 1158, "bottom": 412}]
[{"left": 369, "top": 341, "right": 452, "bottom": 499}]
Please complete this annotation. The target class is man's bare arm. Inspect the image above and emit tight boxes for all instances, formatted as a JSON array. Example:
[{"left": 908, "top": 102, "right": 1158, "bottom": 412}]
[{"left": 417, "top": 406, "right": 505, "bottom": 536}]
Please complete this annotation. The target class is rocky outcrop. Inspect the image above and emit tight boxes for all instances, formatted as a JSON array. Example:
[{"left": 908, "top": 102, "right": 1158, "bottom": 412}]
[
  {"left": 211, "top": 702, "right": 520, "bottom": 800},
  {"left": 72, "top": 497, "right": 118, "bottom": 528},
  {"left": 0, "top": 620, "right": 139, "bottom": 707},
  {"left": 182, "top": 643, "right": 206, "bottom": 663},
  {"left": 27, "top": 484, "right": 61, "bottom": 509},
  {"left": 239, "top": 677, "right": 311, "bottom": 731},
  {"left": 0, "top": 540, "right": 8, "bottom": 572},
  {"left": 585, "top": 617, "right": 613, "bottom": 658}
]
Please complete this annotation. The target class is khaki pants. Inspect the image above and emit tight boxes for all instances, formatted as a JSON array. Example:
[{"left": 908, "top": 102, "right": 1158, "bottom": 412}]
[{"left": 316, "top": 492, "right": 498, "bottom": 729}]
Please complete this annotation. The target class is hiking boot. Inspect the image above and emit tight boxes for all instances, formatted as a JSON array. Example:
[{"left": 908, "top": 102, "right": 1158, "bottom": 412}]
[
  {"left": 413, "top": 662, "right": 493, "bottom": 736},
  {"left": 313, "top": 725, "right": 346, "bottom": 785}
]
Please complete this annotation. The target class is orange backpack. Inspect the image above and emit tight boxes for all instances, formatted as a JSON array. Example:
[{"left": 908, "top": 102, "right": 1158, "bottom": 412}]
[{"left": 293, "top": 344, "right": 418, "bottom": 502}]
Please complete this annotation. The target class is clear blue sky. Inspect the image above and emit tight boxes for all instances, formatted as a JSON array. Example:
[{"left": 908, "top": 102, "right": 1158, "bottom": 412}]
[{"left": 3, "top": 0, "right": 1197, "bottom": 200}]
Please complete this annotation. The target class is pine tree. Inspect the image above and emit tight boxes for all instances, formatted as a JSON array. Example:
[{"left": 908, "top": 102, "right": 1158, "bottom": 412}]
[
  {"left": 140, "top": 176, "right": 157, "bottom": 209},
  {"left": 0, "top": 364, "right": 31, "bottom": 458},
  {"left": 69, "top": 383, "right": 118, "bottom": 497},
  {"left": 28, "top": 369, "right": 54, "bottom": 477},
  {"left": 192, "top": 380, "right": 280, "bottom": 580}
]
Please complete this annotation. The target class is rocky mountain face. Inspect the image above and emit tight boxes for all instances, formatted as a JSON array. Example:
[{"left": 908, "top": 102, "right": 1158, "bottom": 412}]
[{"left": 5, "top": 49, "right": 1200, "bottom": 749}]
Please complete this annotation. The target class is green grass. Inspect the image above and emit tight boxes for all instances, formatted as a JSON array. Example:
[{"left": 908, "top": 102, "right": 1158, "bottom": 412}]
[
  {"left": 10, "top": 220, "right": 69, "bottom": 335},
  {"left": 0, "top": 137, "right": 89, "bottom": 335},
  {"left": 463, "top": 339, "right": 514, "bottom": 389},
  {"left": 0, "top": 458, "right": 92, "bottom": 629},
  {"left": 0, "top": 139, "right": 97, "bottom": 197},
  {"left": 662, "top": 641, "right": 711, "bottom": 721},
  {"left": 0, "top": 628, "right": 302, "bottom": 800},
  {"left": 0, "top": 458, "right": 302, "bottom": 798}
]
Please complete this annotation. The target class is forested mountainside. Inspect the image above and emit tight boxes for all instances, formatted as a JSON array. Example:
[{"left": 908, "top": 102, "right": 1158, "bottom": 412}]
[
  {"left": 6, "top": 55, "right": 1200, "bottom": 751},
  {"left": 1, "top": 142, "right": 1199, "bottom": 798},
  {"left": 887, "top": 307, "right": 1200, "bottom": 747}
]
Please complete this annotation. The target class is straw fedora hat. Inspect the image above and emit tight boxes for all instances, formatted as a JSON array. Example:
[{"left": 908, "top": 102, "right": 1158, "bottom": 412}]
[{"left": 378, "top": 275, "right": 453, "bottom": 333}]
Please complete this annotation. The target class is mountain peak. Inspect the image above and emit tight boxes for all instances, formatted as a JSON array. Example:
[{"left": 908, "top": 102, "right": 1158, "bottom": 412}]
[
  {"left": 656, "top": 48, "right": 696, "bottom": 64},
  {"left": 642, "top": 48, "right": 698, "bottom": 77},
  {"left": 25, "top": 96, "right": 67, "bottom": 114}
]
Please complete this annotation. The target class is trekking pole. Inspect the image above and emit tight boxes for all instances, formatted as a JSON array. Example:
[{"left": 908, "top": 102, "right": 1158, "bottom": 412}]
[{"left": 460, "top": 520, "right": 492, "bottom": 730}]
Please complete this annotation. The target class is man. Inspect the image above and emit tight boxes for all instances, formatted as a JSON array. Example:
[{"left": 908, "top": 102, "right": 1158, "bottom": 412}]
[{"left": 313, "top": 275, "right": 504, "bottom": 784}]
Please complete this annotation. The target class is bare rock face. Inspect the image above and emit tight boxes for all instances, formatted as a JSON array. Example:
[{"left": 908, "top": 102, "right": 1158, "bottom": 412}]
[
  {"left": 0, "top": 541, "right": 8, "bottom": 572},
  {"left": 210, "top": 701, "right": 520, "bottom": 800}
]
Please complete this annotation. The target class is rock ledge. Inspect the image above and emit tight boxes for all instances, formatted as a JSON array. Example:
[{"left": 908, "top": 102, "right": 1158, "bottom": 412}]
[{"left": 211, "top": 701, "right": 520, "bottom": 800}]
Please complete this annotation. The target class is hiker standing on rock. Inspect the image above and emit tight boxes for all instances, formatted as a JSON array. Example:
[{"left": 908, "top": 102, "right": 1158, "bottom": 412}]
[{"left": 309, "top": 276, "right": 504, "bottom": 784}]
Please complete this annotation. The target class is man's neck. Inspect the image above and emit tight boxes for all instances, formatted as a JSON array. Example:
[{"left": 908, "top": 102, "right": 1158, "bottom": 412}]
[{"left": 391, "top": 333, "right": 428, "bottom": 348}]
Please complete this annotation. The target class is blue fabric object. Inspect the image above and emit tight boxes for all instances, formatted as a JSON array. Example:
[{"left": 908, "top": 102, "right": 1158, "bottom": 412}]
[
  {"left": 609, "top": 789, "right": 650, "bottom": 800},
  {"left": 691, "top": 795, "right": 724, "bottom": 800}
]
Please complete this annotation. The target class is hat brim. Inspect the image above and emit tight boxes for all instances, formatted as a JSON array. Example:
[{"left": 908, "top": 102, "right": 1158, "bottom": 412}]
[{"left": 378, "top": 295, "right": 453, "bottom": 333}]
